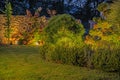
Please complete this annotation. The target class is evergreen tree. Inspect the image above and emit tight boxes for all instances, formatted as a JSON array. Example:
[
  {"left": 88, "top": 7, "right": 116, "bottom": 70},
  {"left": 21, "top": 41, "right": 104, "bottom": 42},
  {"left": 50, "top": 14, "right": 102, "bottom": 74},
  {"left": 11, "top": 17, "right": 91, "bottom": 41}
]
[{"left": 4, "top": 0, "right": 12, "bottom": 44}]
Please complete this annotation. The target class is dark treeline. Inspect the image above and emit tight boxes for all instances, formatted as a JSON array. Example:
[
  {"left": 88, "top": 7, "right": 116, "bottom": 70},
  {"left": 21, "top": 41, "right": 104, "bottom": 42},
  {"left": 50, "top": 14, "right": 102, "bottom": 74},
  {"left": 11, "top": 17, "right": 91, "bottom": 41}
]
[
  {"left": 0, "top": 0, "right": 113, "bottom": 19},
  {"left": 0, "top": 0, "right": 113, "bottom": 31}
]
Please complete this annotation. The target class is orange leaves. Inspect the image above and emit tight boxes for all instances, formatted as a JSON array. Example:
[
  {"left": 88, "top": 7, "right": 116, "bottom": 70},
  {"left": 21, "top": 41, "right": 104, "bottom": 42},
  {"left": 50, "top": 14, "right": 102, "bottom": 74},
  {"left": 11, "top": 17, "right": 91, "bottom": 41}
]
[
  {"left": 93, "top": 24, "right": 98, "bottom": 29},
  {"left": 0, "top": 14, "right": 48, "bottom": 45},
  {"left": 39, "top": 40, "right": 45, "bottom": 46},
  {"left": 84, "top": 35, "right": 95, "bottom": 45}
]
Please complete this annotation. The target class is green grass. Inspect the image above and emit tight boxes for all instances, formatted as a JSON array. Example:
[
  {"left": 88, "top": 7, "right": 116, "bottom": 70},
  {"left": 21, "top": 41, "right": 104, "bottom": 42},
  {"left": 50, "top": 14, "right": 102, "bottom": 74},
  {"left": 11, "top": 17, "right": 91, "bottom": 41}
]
[{"left": 0, "top": 46, "right": 119, "bottom": 80}]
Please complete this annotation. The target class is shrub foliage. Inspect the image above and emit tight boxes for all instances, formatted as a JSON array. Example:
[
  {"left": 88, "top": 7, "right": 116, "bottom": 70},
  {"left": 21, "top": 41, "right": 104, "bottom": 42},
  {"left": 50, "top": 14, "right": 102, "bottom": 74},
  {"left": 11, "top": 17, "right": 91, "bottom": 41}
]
[{"left": 39, "top": 14, "right": 120, "bottom": 72}]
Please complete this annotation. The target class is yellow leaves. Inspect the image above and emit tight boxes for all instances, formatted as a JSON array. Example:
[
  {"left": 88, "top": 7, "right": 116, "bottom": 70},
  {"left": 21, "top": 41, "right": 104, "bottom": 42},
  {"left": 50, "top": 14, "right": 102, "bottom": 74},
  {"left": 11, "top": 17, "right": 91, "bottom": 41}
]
[
  {"left": 87, "top": 21, "right": 120, "bottom": 47},
  {"left": 41, "top": 16, "right": 47, "bottom": 23},
  {"left": 101, "top": 22, "right": 110, "bottom": 28},
  {"left": 119, "top": 36, "right": 120, "bottom": 40}
]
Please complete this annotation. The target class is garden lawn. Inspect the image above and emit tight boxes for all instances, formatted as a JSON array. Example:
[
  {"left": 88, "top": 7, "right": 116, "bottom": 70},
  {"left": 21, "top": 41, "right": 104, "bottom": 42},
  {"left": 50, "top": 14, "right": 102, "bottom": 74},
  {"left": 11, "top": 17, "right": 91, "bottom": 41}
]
[{"left": 0, "top": 46, "right": 119, "bottom": 80}]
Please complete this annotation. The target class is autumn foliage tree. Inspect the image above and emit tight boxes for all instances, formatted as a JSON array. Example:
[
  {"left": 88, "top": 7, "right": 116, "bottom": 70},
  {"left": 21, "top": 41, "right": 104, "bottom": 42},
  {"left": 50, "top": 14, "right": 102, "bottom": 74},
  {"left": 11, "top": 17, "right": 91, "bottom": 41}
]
[{"left": 84, "top": 1, "right": 120, "bottom": 72}]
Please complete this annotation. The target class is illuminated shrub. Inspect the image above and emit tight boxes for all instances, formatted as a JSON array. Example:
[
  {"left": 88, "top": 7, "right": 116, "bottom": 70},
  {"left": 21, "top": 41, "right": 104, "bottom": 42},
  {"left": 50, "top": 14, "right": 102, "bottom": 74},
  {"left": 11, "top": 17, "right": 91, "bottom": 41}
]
[
  {"left": 44, "top": 14, "right": 84, "bottom": 43},
  {"left": 39, "top": 14, "right": 93, "bottom": 67},
  {"left": 39, "top": 40, "right": 92, "bottom": 67},
  {"left": 91, "top": 42, "right": 120, "bottom": 72},
  {"left": 51, "top": 43, "right": 91, "bottom": 66}
]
